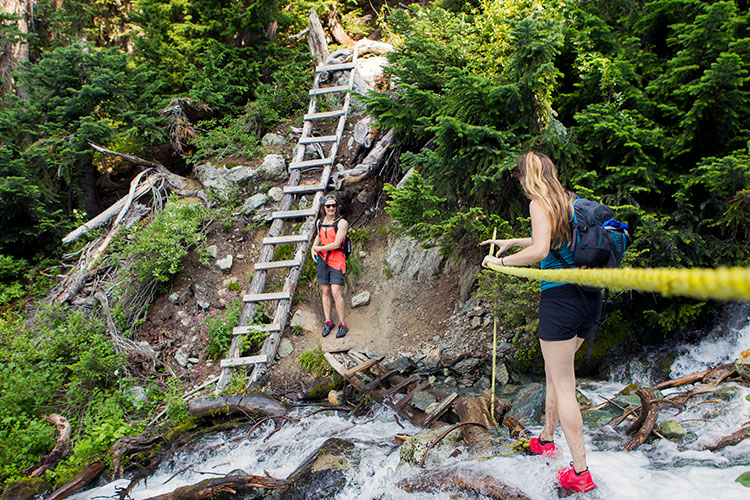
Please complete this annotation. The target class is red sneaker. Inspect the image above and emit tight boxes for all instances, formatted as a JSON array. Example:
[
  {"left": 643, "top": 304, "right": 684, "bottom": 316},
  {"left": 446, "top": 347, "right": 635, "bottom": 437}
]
[
  {"left": 557, "top": 463, "right": 597, "bottom": 492},
  {"left": 529, "top": 436, "right": 558, "bottom": 457}
]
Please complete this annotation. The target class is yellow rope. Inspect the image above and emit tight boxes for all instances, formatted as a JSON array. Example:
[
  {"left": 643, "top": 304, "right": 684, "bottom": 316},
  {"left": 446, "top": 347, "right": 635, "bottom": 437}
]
[{"left": 485, "top": 264, "right": 750, "bottom": 302}]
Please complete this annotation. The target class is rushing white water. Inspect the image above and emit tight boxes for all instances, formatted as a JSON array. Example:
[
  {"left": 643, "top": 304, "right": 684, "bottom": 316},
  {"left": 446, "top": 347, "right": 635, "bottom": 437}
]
[{"left": 72, "top": 309, "right": 750, "bottom": 500}]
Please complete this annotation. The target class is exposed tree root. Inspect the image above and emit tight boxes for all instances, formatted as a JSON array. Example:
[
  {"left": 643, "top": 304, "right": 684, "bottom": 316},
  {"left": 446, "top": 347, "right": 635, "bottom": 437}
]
[
  {"left": 624, "top": 387, "right": 659, "bottom": 451},
  {"left": 703, "top": 426, "right": 750, "bottom": 451},
  {"left": 27, "top": 414, "right": 71, "bottom": 478}
]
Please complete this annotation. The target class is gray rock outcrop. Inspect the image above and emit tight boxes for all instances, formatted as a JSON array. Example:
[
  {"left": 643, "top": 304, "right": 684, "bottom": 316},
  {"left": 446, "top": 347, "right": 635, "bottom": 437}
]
[{"left": 385, "top": 236, "right": 444, "bottom": 280}]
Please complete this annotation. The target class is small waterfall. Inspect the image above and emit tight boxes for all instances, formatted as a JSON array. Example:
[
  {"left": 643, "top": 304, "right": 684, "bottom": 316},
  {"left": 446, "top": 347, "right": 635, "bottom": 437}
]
[{"left": 71, "top": 307, "right": 750, "bottom": 500}]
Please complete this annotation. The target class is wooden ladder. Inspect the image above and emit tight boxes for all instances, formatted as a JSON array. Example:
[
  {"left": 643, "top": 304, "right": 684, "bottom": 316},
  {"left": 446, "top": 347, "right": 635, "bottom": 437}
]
[{"left": 216, "top": 51, "right": 358, "bottom": 391}]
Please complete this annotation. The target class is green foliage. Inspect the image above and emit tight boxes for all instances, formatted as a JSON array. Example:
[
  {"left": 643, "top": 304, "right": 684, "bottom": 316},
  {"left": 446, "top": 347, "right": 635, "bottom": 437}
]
[
  {"left": 121, "top": 196, "right": 209, "bottom": 284},
  {"left": 476, "top": 269, "right": 540, "bottom": 369},
  {"left": 0, "top": 304, "right": 129, "bottom": 485},
  {"left": 297, "top": 345, "right": 332, "bottom": 378},
  {"left": 736, "top": 471, "right": 750, "bottom": 488},
  {"left": 369, "top": 0, "right": 750, "bottom": 344},
  {"left": 198, "top": 291, "right": 243, "bottom": 359}
]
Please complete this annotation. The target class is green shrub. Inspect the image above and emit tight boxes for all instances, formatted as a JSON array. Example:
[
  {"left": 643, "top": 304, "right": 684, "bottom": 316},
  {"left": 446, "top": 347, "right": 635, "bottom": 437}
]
[
  {"left": 297, "top": 345, "right": 332, "bottom": 378},
  {"left": 197, "top": 291, "right": 243, "bottom": 359},
  {"left": 120, "top": 196, "right": 209, "bottom": 284}
]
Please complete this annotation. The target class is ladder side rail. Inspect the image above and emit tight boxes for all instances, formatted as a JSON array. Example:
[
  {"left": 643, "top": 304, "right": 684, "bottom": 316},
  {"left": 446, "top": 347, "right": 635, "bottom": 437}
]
[{"left": 245, "top": 195, "right": 322, "bottom": 390}]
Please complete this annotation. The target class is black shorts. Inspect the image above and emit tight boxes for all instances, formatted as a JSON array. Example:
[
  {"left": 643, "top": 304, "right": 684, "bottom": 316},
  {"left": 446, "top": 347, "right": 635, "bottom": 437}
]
[
  {"left": 316, "top": 257, "right": 345, "bottom": 285},
  {"left": 538, "top": 284, "right": 602, "bottom": 342}
]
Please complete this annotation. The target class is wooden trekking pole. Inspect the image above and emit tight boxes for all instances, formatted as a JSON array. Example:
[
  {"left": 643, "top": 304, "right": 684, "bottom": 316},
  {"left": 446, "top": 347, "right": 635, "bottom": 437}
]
[{"left": 489, "top": 228, "right": 497, "bottom": 423}]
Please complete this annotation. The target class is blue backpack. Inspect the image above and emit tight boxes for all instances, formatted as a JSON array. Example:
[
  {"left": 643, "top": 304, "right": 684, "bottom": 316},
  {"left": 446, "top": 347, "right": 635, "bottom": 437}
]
[{"left": 569, "top": 198, "right": 629, "bottom": 268}]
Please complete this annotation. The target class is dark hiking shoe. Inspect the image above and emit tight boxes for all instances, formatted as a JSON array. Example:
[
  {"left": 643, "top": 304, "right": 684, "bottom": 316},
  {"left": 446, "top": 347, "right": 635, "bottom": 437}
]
[
  {"left": 336, "top": 324, "right": 348, "bottom": 338},
  {"left": 322, "top": 321, "right": 335, "bottom": 337}
]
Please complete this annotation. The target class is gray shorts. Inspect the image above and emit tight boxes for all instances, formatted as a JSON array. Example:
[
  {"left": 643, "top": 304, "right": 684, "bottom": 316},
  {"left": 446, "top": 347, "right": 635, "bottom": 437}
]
[{"left": 316, "top": 257, "right": 345, "bottom": 285}]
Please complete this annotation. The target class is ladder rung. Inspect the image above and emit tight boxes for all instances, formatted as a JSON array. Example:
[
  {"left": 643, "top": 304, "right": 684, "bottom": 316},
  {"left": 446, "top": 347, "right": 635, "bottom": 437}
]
[
  {"left": 283, "top": 183, "right": 325, "bottom": 195},
  {"left": 243, "top": 291, "right": 291, "bottom": 302},
  {"left": 316, "top": 62, "right": 356, "bottom": 73},
  {"left": 289, "top": 157, "right": 333, "bottom": 169},
  {"left": 233, "top": 324, "right": 281, "bottom": 336},
  {"left": 382, "top": 374, "right": 420, "bottom": 399},
  {"left": 254, "top": 259, "right": 301, "bottom": 271},
  {"left": 272, "top": 208, "right": 316, "bottom": 219},
  {"left": 304, "top": 109, "right": 345, "bottom": 121},
  {"left": 220, "top": 354, "right": 269, "bottom": 368},
  {"left": 299, "top": 135, "right": 338, "bottom": 144},
  {"left": 395, "top": 380, "right": 430, "bottom": 410},
  {"left": 263, "top": 234, "right": 309, "bottom": 245},
  {"left": 309, "top": 85, "right": 350, "bottom": 95}
]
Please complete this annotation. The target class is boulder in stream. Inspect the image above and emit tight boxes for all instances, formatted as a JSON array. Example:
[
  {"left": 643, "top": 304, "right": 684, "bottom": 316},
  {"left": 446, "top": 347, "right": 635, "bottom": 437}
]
[
  {"left": 400, "top": 426, "right": 462, "bottom": 467},
  {"left": 277, "top": 438, "right": 360, "bottom": 500}
]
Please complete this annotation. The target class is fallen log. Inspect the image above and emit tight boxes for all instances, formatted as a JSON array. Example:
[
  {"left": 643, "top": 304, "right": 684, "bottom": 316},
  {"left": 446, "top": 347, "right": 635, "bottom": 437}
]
[
  {"left": 703, "top": 426, "right": 750, "bottom": 452},
  {"left": 143, "top": 474, "right": 291, "bottom": 500},
  {"left": 88, "top": 142, "right": 206, "bottom": 201},
  {"left": 624, "top": 387, "right": 660, "bottom": 451},
  {"left": 62, "top": 173, "right": 158, "bottom": 244},
  {"left": 397, "top": 467, "right": 531, "bottom": 500},
  {"left": 328, "top": 4, "right": 355, "bottom": 46},
  {"left": 332, "top": 128, "right": 395, "bottom": 189},
  {"left": 655, "top": 362, "right": 736, "bottom": 390},
  {"left": 188, "top": 394, "right": 287, "bottom": 419},
  {"left": 453, "top": 396, "right": 499, "bottom": 451},
  {"left": 27, "top": 414, "right": 71, "bottom": 477},
  {"left": 46, "top": 461, "right": 104, "bottom": 500}
]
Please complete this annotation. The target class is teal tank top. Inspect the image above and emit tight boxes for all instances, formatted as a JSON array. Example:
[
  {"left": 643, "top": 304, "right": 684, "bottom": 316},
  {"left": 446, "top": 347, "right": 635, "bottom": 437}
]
[{"left": 540, "top": 242, "right": 574, "bottom": 291}]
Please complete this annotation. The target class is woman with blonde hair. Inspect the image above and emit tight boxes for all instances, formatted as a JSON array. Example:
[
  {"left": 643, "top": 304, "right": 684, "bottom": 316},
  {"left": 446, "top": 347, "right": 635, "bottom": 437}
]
[{"left": 480, "top": 151, "right": 600, "bottom": 493}]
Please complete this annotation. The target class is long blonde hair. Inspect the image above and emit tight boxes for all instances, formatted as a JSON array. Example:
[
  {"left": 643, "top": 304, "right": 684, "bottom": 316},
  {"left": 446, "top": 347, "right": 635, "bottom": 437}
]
[{"left": 516, "top": 152, "right": 575, "bottom": 249}]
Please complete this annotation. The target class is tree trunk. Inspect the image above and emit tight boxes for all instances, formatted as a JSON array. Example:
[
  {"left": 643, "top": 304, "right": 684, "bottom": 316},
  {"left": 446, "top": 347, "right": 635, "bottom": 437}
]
[
  {"left": 0, "top": 0, "right": 31, "bottom": 98},
  {"left": 307, "top": 9, "right": 329, "bottom": 64},
  {"left": 328, "top": 4, "right": 355, "bottom": 47},
  {"left": 28, "top": 414, "right": 71, "bottom": 477}
]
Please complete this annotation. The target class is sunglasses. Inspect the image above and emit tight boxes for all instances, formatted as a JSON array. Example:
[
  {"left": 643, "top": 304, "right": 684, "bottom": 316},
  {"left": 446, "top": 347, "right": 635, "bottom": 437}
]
[{"left": 324, "top": 204, "right": 337, "bottom": 208}]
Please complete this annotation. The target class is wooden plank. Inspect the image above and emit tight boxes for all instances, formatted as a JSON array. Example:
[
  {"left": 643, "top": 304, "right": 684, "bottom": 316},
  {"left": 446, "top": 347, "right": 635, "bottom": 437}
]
[
  {"left": 395, "top": 381, "right": 430, "bottom": 410},
  {"left": 304, "top": 109, "right": 345, "bottom": 121},
  {"left": 263, "top": 234, "right": 309, "bottom": 245},
  {"left": 345, "top": 358, "right": 379, "bottom": 378},
  {"left": 243, "top": 291, "right": 291, "bottom": 302},
  {"left": 299, "top": 135, "right": 338, "bottom": 144},
  {"left": 283, "top": 183, "right": 325, "bottom": 195},
  {"left": 323, "top": 352, "right": 366, "bottom": 391},
  {"left": 382, "top": 374, "right": 420, "bottom": 399},
  {"left": 254, "top": 259, "right": 301, "bottom": 271},
  {"left": 220, "top": 354, "right": 269, "bottom": 368},
  {"left": 323, "top": 344, "right": 355, "bottom": 353},
  {"left": 309, "top": 85, "right": 350, "bottom": 95},
  {"left": 289, "top": 157, "right": 333, "bottom": 170},
  {"left": 421, "top": 392, "right": 459, "bottom": 427},
  {"left": 316, "top": 62, "right": 355, "bottom": 73},
  {"left": 271, "top": 208, "right": 317, "bottom": 219},
  {"left": 232, "top": 324, "right": 281, "bottom": 336}
]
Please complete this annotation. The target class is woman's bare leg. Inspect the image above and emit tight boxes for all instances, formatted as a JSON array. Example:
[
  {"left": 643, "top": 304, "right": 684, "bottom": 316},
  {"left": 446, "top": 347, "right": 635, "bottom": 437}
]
[
  {"left": 320, "top": 284, "right": 332, "bottom": 322},
  {"left": 331, "top": 283, "right": 346, "bottom": 324},
  {"left": 540, "top": 337, "right": 587, "bottom": 472}
]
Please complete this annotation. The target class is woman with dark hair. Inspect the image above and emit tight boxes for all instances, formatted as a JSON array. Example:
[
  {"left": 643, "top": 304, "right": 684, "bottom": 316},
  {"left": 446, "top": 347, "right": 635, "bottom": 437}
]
[
  {"left": 311, "top": 195, "right": 349, "bottom": 338},
  {"left": 480, "top": 152, "right": 600, "bottom": 493}
]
